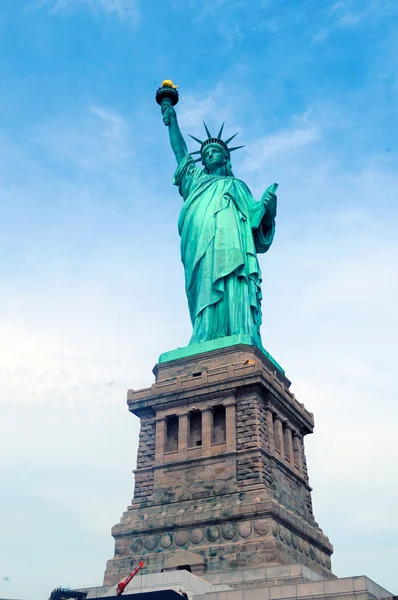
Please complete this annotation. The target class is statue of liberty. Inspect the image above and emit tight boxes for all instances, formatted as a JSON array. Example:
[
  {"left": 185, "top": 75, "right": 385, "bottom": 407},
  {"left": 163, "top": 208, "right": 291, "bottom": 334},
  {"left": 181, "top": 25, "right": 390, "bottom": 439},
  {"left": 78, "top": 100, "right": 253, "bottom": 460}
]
[{"left": 157, "top": 82, "right": 277, "bottom": 349}]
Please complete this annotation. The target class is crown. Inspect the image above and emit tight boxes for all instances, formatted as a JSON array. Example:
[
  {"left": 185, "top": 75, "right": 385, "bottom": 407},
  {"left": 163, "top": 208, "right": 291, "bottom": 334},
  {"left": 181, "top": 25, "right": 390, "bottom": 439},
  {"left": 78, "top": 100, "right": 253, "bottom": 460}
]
[{"left": 189, "top": 122, "right": 245, "bottom": 162}]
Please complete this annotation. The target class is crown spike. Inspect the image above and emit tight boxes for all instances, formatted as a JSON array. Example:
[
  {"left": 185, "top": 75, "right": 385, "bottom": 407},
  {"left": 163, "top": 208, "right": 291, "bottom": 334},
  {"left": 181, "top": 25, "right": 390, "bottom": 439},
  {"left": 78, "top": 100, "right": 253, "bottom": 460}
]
[
  {"left": 229, "top": 145, "right": 245, "bottom": 152},
  {"left": 217, "top": 122, "right": 225, "bottom": 139},
  {"left": 188, "top": 134, "right": 205, "bottom": 145},
  {"left": 189, "top": 150, "right": 202, "bottom": 156},
  {"left": 224, "top": 132, "right": 239, "bottom": 145},
  {"left": 203, "top": 121, "right": 212, "bottom": 139}
]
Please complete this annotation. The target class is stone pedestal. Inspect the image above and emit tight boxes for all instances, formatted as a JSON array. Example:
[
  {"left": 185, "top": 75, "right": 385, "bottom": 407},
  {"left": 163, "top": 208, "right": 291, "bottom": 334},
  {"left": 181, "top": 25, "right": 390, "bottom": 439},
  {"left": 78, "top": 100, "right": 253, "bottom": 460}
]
[{"left": 103, "top": 344, "right": 333, "bottom": 586}]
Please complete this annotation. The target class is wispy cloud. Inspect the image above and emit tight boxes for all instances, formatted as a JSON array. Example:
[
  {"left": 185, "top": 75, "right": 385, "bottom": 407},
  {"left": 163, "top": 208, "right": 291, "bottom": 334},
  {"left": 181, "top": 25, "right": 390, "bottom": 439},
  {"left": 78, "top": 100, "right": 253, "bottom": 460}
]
[
  {"left": 168, "top": 0, "right": 279, "bottom": 44},
  {"left": 241, "top": 124, "right": 321, "bottom": 172},
  {"left": 178, "top": 89, "right": 236, "bottom": 131},
  {"left": 34, "top": 105, "right": 133, "bottom": 172},
  {"left": 332, "top": 0, "right": 398, "bottom": 26},
  {"left": 37, "top": 0, "right": 140, "bottom": 23},
  {"left": 312, "top": 0, "right": 398, "bottom": 43}
]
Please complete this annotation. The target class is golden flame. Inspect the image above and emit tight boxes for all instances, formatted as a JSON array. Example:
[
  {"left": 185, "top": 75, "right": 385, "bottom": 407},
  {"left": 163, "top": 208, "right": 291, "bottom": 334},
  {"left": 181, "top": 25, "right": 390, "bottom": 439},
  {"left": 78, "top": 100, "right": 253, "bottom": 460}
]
[{"left": 161, "top": 80, "right": 178, "bottom": 89}]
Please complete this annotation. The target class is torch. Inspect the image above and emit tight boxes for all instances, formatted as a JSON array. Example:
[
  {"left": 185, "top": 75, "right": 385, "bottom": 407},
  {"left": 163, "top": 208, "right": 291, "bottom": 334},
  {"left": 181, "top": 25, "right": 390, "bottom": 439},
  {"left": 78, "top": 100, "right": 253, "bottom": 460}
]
[{"left": 156, "top": 80, "right": 179, "bottom": 125}]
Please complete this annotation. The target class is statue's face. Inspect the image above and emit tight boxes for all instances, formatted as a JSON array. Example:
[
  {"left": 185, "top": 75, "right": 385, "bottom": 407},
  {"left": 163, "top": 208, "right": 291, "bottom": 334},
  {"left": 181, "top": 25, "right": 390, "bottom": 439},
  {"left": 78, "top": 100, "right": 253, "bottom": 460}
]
[{"left": 202, "top": 144, "right": 227, "bottom": 172}]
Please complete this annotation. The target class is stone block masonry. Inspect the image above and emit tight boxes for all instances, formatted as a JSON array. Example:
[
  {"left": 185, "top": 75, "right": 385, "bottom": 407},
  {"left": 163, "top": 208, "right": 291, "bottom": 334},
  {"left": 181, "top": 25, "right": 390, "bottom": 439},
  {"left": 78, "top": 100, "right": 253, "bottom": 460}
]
[{"left": 103, "top": 344, "right": 333, "bottom": 587}]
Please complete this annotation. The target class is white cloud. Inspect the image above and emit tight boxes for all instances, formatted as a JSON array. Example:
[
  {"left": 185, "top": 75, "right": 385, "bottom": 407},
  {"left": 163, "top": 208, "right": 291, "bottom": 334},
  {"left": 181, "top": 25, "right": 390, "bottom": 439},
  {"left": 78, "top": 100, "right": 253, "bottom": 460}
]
[
  {"left": 312, "top": 0, "right": 398, "bottom": 43},
  {"left": 178, "top": 87, "right": 235, "bottom": 131},
  {"left": 334, "top": 0, "right": 398, "bottom": 27},
  {"left": 34, "top": 104, "right": 133, "bottom": 171},
  {"left": 241, "top": 124, "right": 321, "bottom": 172}
]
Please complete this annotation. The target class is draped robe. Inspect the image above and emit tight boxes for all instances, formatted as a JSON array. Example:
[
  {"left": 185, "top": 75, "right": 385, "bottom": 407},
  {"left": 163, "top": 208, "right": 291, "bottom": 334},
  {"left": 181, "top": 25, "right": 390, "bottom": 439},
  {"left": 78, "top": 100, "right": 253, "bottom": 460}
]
[{"left": 174, "top": 154, "right": 276, "bottom": 345}]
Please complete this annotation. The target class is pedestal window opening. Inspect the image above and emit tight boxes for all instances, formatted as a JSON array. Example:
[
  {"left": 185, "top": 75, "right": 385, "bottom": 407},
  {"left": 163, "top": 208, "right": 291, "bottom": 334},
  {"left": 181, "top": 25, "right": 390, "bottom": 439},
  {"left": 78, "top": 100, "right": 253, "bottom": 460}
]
[
  {"left": 189, "top": 411, "right": 202, "bottom": 447},
  {"left": 212, "top": 405, "right": 226, "bottom": 444},
  {"left": 283, "top": 423, "right": 292, "bottom": 462},
  {"left": 273, "top": 413, "right": 281, "bottom": 453},
  {"left": 165, "top": 415, "right": 179, "bottom": 452}
]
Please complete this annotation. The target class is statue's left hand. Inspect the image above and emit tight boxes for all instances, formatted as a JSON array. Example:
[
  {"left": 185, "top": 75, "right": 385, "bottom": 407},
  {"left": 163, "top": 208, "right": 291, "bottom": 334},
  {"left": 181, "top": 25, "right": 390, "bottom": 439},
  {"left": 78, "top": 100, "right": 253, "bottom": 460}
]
[{"left": 261, "top": 187, "right": 277, "bottom": 221}]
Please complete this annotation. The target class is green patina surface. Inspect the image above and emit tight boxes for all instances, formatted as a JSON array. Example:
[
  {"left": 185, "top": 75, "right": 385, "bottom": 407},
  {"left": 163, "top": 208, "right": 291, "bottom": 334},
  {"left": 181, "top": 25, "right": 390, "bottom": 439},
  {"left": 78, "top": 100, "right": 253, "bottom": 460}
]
[
  {"left": 158, "top": 334, "right": 285, "bottom": 374},
  {"left": 159, "top": 88, "right": 278, "bottom": 351}
]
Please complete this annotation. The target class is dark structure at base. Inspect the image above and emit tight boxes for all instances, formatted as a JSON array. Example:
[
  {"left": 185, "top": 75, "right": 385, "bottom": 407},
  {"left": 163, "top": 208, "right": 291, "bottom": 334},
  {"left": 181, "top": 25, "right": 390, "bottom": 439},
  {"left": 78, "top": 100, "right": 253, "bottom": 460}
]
[
  {"left": 98, "top": 594, "right": 184, "bottom": 600},
  {"left": 104, "top": 344, "right": 333, "bottom": 585}
]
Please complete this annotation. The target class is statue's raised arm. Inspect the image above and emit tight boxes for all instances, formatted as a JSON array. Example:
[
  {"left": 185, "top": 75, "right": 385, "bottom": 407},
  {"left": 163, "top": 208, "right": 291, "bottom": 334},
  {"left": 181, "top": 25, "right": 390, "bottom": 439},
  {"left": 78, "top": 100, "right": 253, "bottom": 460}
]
[
  {"left": 161, "top": 100, "right": 187, "bottom": 165},
  {"left": 156, "top": 81, "right": 187, "bottom": 165}
]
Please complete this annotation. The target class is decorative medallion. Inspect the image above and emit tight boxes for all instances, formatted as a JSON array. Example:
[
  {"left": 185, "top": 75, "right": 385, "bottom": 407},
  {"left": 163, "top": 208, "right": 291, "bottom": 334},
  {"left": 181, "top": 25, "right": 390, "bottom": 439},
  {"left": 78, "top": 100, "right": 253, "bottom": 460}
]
[
  {"left": 221, "top": 523, "right": 236, "bottom": 540},
  {"left": 175, "top": 530, "right": 189, "bottom": 546},
  {"left": 284, "top": 529, "right": 292, "bottom": 545},
  {"left": 298, "top": 537, "right": 304, "bottom": 552},
  {"left": 190, "top": 528, "right": 204, "bottom": 544},
  {"left": 254, "top": 519, "right": 269, "bottom": 536},
  {"left": 291, "top": 534, "right": 298, "bottom": 549},
  {"left": 271, "top": 521, "right": 280, "bottom": 537},
  {"left": 160, "top": 534, "right": 172, "bottom": 549},
  {"left": 238, "top": 521, "right": 252, "bottom": 538},
  {"left": 115, "top": 540, "right": 129, "bottom": 555},
  {"left": 131, "top": 538, "right": 143, "bottom": 552},
  {"left": 144, "top": 535, "right": 159, "bottom": 551},
  {"left": 207, "top": 526, "right": 220, "bottom": 542},
  {"left": 304, "top": 541, "right": 310, "bottom": 556}
]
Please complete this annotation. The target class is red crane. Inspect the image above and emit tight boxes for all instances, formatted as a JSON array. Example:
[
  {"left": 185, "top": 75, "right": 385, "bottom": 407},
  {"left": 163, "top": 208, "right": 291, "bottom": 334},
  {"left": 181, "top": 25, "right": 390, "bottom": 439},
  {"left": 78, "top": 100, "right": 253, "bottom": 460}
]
[{"left": 115, "top": 561, "right": 145, "bottom": 596}]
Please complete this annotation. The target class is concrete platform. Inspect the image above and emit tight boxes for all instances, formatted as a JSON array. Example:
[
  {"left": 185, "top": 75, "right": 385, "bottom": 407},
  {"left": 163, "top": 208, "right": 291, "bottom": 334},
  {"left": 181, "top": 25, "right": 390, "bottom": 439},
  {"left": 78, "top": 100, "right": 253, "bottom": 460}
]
[
  {"left": 194, "top": 575, "right": 392, "bottom": 600},
  {"left": 86, "top": 570, "right": 232, "bottom": 599},
  {"left": 84, "top": 565, "right": 392, "bottom": 600}
]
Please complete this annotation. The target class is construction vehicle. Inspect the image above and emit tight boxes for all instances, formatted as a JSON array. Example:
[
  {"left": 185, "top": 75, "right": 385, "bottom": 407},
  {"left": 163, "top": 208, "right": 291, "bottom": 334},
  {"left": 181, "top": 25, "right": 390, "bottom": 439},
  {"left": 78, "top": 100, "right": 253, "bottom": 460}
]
[{"left": 116, "top": 561, "right": 145, "bottom": 595}]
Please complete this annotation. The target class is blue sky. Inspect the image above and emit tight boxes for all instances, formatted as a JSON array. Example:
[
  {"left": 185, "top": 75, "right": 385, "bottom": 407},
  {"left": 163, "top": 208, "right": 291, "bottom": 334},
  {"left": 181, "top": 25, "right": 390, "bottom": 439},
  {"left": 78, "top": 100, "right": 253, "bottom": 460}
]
[{"left": 0, "top": 1, "right": 397, "bottom": 598}]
